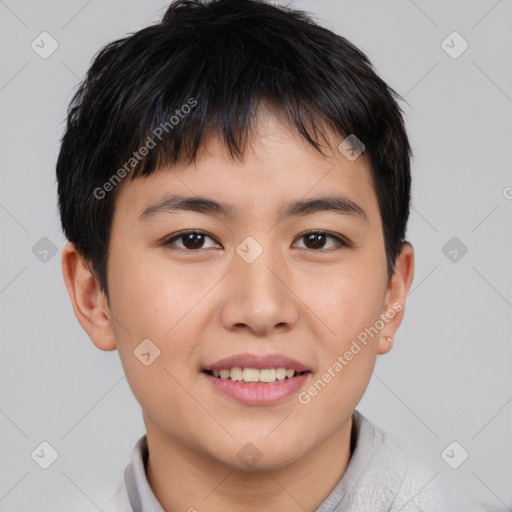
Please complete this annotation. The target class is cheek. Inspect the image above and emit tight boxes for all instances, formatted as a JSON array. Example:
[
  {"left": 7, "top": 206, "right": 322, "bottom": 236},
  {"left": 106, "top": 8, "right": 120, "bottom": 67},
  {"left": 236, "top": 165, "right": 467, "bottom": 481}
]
[
  {"left": 297, "top": 279, "right": 381, "bottom": 423},
  {"left": 109, "top": 250, "right": 202, "bottom": 336},
  {"left": 106, "top": 264, "right": 195, "bottom": 402},
  {"left": 304, "top": 271, "right": 385, "bottom": 399},
  {"left": 306, "top": 268, "right": 384, "bottom": 337},
  {"left": 107, "top": 257, "right": 207, "bottom": 430}
]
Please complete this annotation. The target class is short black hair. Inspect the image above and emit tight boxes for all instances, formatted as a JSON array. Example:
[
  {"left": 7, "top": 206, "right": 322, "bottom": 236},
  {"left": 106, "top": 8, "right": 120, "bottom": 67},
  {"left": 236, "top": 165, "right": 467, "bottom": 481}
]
[{"left": 56, "top": 0, "right": 412, "bottom": 298}]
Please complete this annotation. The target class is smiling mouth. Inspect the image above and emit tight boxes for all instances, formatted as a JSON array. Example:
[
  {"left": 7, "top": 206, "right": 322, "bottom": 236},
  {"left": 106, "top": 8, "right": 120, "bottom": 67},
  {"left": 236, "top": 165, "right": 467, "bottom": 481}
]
[{"left": 202, "top": 368, "right": 311, "bottom": 384}]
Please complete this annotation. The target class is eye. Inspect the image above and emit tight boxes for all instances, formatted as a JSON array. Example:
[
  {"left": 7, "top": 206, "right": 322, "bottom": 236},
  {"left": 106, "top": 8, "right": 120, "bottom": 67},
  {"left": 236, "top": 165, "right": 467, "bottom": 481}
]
[
  {"left": 293, "top": 230, "right": 350, "bottom": 251},
  {"left": 164, "top": 230, "right": 221, "bottom": 251},
  {"left": 163, "top": 229, "right": 350, "bottom": 252}
]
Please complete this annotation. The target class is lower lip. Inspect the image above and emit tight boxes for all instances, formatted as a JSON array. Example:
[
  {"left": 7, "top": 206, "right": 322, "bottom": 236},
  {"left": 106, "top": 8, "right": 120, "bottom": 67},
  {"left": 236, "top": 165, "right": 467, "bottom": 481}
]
[{"left": 202, "top": 371, "right": 311, "bottom": 405}]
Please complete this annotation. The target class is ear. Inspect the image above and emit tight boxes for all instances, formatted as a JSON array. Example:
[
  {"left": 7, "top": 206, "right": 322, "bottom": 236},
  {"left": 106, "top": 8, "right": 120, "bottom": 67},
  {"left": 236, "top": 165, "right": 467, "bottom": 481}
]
[
  {"left": 377, "top": 242, "right": 415, "bottom": 355},
  {"left": 61, "top": 242, "right": 117, "bottom": 351}
]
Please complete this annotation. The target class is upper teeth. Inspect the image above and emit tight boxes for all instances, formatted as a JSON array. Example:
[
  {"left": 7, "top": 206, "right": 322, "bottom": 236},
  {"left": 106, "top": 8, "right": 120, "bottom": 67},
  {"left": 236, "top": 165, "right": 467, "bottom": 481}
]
[{"left": 212, "top": 367, "right": 297, "bottom": 382}]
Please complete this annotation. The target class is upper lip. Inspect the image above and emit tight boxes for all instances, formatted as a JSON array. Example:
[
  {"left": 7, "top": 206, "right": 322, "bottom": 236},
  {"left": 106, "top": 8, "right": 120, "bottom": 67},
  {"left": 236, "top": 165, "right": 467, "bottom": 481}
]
[{"left": 204, "top": 353, "right": 311, "bottom": 372}]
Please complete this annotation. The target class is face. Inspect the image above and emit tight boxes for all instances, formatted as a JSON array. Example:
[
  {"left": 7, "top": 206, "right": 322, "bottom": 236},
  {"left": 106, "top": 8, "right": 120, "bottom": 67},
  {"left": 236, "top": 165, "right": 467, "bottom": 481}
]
[{"left": 68, "top": 111, "right": 412, "bottom": 470}]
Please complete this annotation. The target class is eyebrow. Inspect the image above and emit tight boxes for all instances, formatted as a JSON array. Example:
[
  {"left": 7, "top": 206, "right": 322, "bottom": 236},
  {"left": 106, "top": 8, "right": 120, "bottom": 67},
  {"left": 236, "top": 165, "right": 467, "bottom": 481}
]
[{"left": 139, "top": 194, "right": 368, "bottom": 223}]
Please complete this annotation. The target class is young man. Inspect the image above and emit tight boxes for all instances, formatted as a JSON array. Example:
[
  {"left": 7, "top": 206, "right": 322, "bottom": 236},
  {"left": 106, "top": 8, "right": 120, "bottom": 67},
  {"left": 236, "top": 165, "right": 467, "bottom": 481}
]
[{"left": 56, "top": 0, "right": 484, "bottom": 510}]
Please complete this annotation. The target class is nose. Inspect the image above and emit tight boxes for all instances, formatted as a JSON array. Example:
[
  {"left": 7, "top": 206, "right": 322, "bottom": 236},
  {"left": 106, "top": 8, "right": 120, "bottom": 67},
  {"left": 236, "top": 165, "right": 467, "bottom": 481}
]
[{"left": 220, "top": 244, "right": 299, "bottom": 337}]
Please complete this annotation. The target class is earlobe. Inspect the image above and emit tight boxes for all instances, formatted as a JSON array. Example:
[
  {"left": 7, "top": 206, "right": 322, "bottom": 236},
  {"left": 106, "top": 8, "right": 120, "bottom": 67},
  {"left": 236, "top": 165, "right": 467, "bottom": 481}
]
[
  {"left": 377, "top": 335, "right": 394, "bottom": 355},
  {"left": 61, "top": 242, "right": 117, "bottom": 351},
  {"left": 378, "top": 242, "right": 415, "bottom": 355}
]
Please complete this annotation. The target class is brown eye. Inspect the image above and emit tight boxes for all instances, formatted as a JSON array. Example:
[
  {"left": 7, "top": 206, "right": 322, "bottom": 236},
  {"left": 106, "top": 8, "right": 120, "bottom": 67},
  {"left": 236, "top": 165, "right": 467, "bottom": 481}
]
[
  {"left": 294, "top": 231, "right": 349, "bottom": 251},
  {"left": 165, "top": 231, "right": 220, "bottom": 251}
]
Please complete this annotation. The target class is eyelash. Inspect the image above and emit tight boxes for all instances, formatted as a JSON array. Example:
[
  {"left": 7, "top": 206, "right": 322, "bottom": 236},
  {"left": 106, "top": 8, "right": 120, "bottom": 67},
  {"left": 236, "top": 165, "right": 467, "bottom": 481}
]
[{"left": 163, "top": 229, "right": 351, "bottom": 252}]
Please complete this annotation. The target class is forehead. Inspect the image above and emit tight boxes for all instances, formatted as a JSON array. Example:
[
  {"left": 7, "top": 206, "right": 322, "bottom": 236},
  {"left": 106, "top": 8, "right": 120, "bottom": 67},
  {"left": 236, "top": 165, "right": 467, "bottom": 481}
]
[{"left": 113, "top": 112, "right": 380, "bottom": 229}]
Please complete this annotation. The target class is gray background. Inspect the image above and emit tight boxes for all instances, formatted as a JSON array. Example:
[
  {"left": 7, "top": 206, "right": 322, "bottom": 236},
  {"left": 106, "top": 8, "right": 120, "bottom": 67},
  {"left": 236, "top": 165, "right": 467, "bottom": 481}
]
[{"left": 1, "top": 0, "right": 511, "bottom": 510}]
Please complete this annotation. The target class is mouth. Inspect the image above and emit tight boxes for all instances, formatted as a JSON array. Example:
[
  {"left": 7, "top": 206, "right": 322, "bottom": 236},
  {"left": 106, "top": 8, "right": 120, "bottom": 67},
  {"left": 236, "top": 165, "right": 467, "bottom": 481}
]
[
  {"left": 202, "top": 367, "right": 311, "bottom": 384},
  {"left": 201, "top": 353, "right": 312, "bottom": 404},
  {"left": 201, "top": 367, "right": 312, "bottom": 405},
  {"left": 202, "top": 352, "right": 312, "bottom": 383}
]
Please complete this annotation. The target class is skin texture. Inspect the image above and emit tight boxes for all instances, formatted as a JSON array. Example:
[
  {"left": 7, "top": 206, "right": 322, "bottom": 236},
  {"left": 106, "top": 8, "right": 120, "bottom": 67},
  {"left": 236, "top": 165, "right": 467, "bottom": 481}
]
[{"left": 62, "top": 110, "right": 414, "bottom": 511}]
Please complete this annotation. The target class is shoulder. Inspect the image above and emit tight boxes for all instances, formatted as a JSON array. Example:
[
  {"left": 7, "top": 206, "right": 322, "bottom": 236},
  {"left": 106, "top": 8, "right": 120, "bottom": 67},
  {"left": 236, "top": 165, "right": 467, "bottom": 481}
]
[
  {"left": 389, "top": 450, "right": 487, "bottom": 512},
  {"left": 354, "top": 412, "right": 486, "bottom": 512}
]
